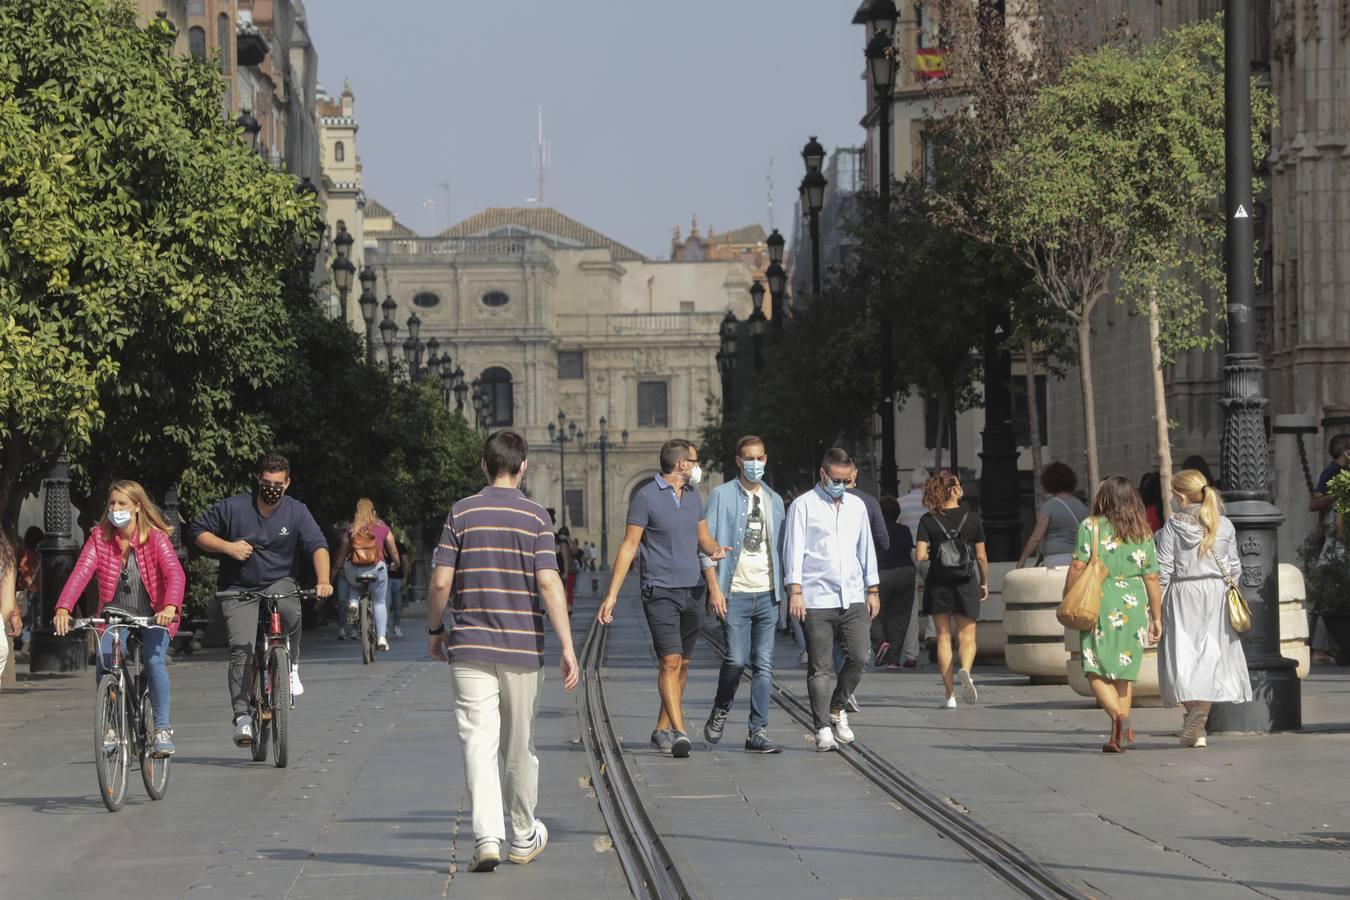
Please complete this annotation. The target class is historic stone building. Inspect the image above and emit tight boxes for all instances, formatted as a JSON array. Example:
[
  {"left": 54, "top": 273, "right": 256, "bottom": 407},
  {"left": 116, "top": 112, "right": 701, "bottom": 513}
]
[{"left": 361, "top": 206, "right": 757, "bottom": 552}]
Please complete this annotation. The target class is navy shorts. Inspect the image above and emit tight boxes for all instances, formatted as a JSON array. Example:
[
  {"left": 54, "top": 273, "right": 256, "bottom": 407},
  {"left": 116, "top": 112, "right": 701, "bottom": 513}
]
[{"left": 642, "top": 585, "right": 705, "bottom": 659}]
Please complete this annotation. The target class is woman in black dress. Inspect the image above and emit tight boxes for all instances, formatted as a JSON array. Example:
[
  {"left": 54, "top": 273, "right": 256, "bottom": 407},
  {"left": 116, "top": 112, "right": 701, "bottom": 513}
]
[{"left": 914, "top": 470, "right": 989, "bottom": 708}]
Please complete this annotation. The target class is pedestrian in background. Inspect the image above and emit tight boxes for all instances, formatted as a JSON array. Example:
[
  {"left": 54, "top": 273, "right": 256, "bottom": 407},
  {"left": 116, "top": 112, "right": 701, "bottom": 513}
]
[
  {"left": 0, "top": 534, "right": 22, "bottom": 688},
  {"left": 599, "top": 439, "right": 728, "bottom": 759},
  {"left": 915, "top": 469, "right": 988, "bottom": 708},
  {"left": 872, "top": 495, "right": 915, "bottom": 669},
  {"left": 331, "top": 498, "right": 399, "bottom": 652},
  {"left": 897, "top": 468, "right": 929, "bottom": 668},
  {"left": 1180, "top": 455, "right": 1217, "bottom": 488},
  {"left": 783, "top": 448, "right": 879, "bottom": 752},
  {"left": 1157, "top": 469, "right": 1251, "bottom": 748},
  {"left": 428, "top": 430, "right": 578, "bottom": 872},
  {"left": 386, "top": 533, "right": 409, "bottom": 639},
  {"left": 700, "top": 435, "right": 786, "bottom": 754},
  {"left": 15, "top": 527, "right": 41, "bottom": 648},
  {"left": 1016, "top": 462, "right": 1088, "bottom": 568},
  {"left": 1063, "top": 476, "right": 1163, "bottom": 753},
  {"left": 1139, "top": 472, "right": 1164, "bottom": 532}
]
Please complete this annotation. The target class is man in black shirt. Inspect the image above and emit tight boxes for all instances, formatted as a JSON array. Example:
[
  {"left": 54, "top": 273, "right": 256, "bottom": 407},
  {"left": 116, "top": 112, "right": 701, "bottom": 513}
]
[
  {"left": 871, "top": 495, "right": 916, "bottom": 668},
  {"left": 191, "top": 453, "right": 332, "bottom": 748}
]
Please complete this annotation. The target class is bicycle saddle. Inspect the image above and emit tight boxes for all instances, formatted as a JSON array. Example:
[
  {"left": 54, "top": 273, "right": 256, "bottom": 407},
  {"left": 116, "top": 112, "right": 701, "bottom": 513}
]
[{"left": 356, "top": 573, "right": 379, "bottom": 584}]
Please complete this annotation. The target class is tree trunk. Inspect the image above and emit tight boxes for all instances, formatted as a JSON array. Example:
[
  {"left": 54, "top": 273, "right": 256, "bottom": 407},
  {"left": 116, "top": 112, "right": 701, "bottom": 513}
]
[
  {"left": 1147, "top": 289, "right": 1173, "bottom": 520},
  {"left": 1025, "top": 337, "right": 1045, "bottom": 511},
  {"left": 933, "top": 390, "right": 945, "bottom": 471},
  {"left": 946, "top": 381, "right": 960, "bottom": 475},
  {"left": 1077, "top": 317, "right": 1100, "bottom": 501}
]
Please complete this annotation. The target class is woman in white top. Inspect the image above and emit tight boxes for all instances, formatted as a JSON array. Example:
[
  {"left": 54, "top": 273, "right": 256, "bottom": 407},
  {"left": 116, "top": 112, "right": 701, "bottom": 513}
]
[{"left": 1156, "top": 469, "right": 1252, "bottom": 748}]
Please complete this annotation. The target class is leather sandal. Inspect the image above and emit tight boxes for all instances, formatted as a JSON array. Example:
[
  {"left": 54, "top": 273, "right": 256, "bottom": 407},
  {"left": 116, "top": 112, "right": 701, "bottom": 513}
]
[{"left": 1102, "top": 716, "right": 1124, "bottom": 753}]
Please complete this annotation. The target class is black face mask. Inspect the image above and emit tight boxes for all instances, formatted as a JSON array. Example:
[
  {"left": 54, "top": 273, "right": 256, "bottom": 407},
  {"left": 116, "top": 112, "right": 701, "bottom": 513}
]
[{"left": 258, "top": 482, "right": 286, "bottom": 504}]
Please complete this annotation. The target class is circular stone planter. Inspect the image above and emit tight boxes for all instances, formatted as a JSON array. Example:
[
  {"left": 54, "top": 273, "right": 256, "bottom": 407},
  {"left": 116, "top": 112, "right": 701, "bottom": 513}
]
[{"left": 1003, "top": 566, "right": 1071, "bottom": 684}]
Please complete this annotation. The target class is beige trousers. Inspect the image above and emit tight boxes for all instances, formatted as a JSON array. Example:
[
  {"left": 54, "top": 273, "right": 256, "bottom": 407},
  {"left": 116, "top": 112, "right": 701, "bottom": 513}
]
[{"left": 450, "top": 660, "right": 543, "bottom": 845}]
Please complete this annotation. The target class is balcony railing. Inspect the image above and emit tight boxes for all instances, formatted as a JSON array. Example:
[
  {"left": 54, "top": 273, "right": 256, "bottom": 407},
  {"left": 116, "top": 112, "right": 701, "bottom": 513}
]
[
  {"left": 555, "top": 312, "right": 726, "bottom": 336},
  {"left": 380, "top": 237, "right": 532, "bottom": 256}
]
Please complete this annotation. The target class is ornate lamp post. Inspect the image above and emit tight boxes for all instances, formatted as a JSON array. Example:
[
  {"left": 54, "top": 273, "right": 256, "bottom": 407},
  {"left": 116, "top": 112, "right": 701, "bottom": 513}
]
[
  {"left": 587, "top": 416, "right": 628, "bottom": 571},
  {"left": 237, "top": 109, "right": 261, "bottom": 153},
  {"left": 331, "top": 220, "right": 355, "bottom": 322},
  {"left": 401, "top": 312, "right": 424, "bottom": 379},
  {"left": 801, "top": 137, "right": 827, "bottom": 301},
  {"left": 471, "top": 377, "right": 491, "bottom": 432},
  {"left": 548, "top": 411, "right": 579, "bottom": 530},
  {"left": 717, "top": 309, "right": 739, "bottom": 473},
  {"left": 766, "top": 228, "right": 787, "bottom": 328},
  {"left": 453, "top": 367, "right": 468, "bottom": 414},
  {"left": 379, "top": 293, "right": 398, "bottom": 366},
  {"left": 357, "top": 265, "right": 378, "bottom": 364},
  {"left": 865, "top": 0, "right": 900, "bottom": 498},
  {"left": 1208, "top": 0, "right": 1299, "bottom": 733},
  {"left": 27, "top": 453, "right": 85, "bottom": 672},
  {"left": 747, "top": 282, "right": 767, "bottom": 372}
]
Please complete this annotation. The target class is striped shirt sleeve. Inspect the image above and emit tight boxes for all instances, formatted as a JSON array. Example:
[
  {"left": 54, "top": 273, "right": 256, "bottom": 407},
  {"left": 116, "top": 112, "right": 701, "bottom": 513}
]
[
  {"left": 535, "top": 508, "right": 559, "bottom": 572},
  {"left": 431, "top": 511, "right": 460, "bottom": 570}
]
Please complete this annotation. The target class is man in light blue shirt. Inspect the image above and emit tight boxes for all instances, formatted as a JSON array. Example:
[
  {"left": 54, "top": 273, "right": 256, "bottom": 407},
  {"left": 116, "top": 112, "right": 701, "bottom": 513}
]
[{"left": 783, "top": 448, "right": 879, "bottom": 752}]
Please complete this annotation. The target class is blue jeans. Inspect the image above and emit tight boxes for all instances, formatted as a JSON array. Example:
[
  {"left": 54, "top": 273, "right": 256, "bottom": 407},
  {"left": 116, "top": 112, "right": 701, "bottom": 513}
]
[
  {"left": 343, "top": 561, "right": 389, "bottom": 638},
  {"left": 713, "top": 592, "right": 777, "bottom": 733},
  {"left": 97, "top": 626, "right": 171, "bottom": 730},
  {"left": 387, "top": 576, "right": 404, "bottom": 628}
]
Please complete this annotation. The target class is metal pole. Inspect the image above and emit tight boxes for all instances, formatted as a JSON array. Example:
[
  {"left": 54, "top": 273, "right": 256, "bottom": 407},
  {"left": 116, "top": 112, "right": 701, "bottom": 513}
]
[
  {"left": 1207, "top": 0, "right": 1300, "bottom": 733},
  {"left": 599, "top": 436, "right": 609, "bottom": 571},
  {"left": 364, "top": 321, "right": 375, "bottom": 365},
  {"left": 559, "top": 435, "right": 567, "bottom": 531},
  {"left": 876, "top": 82, "right": 899, "bottom": 497},
  {"left": 338, "top": 287, "right": 350, "bottom": 324},
  {"left": 27, "top": 453, "right": 86, "bottom": 672},
  {"left": 809, "top": 213, "right": 822, "bottom": 300}
]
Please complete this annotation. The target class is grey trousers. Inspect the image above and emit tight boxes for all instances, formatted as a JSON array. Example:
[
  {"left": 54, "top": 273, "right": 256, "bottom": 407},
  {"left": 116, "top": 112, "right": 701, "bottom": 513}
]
[
  {"left": 803, "top": 603, "right": 870, "bottom": 730},
  {"left": 222, "top": 577, "right": 302, "bottom": 720}
]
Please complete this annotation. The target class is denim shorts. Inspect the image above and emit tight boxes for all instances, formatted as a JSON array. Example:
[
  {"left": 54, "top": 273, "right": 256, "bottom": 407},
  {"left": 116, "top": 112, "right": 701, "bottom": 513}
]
[{"left": 641, "top": 585, "right": 705, "bottom": 659}]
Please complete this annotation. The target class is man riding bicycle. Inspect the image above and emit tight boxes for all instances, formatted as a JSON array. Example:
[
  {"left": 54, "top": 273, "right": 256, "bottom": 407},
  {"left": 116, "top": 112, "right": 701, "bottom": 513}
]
[{"left": 190, "top": 453, "right": 333, "bottom": 748}]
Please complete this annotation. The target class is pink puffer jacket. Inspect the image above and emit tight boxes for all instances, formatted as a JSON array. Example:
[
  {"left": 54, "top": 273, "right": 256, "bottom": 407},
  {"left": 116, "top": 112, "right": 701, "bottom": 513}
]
[{"left": 57, "top": 528, "right": 186, "bottom": 638}]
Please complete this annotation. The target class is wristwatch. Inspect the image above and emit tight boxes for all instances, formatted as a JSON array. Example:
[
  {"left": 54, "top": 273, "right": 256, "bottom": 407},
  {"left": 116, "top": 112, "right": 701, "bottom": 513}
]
[{"left": 427, "top": 623, "right": 446, "bottom": 636}]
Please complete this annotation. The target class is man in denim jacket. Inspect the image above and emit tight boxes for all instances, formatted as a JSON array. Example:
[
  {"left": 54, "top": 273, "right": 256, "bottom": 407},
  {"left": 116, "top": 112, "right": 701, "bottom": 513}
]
[{"left": 699, "top": 435, "right": 787, "bottom": 753}]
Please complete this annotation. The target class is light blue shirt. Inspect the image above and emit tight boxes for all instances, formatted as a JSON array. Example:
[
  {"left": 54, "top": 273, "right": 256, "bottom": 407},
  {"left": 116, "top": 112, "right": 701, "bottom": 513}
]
[{"left": 783, "top": 485, "right": 879, "bottom": 609}]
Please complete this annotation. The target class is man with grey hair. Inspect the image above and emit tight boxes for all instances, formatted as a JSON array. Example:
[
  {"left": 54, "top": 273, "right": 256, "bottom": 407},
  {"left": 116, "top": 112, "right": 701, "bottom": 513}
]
[{"left": 897, "top": 467, "right": 929, "bottom": 667}]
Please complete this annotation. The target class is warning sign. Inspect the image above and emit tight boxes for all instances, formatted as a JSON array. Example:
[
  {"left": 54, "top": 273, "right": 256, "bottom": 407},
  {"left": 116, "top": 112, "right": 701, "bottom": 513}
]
[{"left": 1234, "top": 204, "right": 1249, "bottom": 219}]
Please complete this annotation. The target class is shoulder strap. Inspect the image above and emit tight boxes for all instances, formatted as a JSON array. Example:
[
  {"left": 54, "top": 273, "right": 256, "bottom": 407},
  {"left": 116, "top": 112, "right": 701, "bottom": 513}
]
[
  {"left": 1209, "top": 548, "right": 1238, "bottom": 589},
  {"left": 1051, "top": 496, "right": 1082, "bottom": 524}
]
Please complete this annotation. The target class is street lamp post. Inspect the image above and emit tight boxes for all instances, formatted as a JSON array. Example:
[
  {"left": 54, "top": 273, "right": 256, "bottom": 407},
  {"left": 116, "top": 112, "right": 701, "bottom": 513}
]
[
  {"left": 548, "top": 411, "right": 579, "bottom": 531},
  {"left": 401, "top": 312, "right": 423, "bottom": 379},
  {"left": 589, "top": 416, "right": 628, "bottom": 571},
  {"left": 237, "top": 109, "right": 261, "bottom": 153},
  {"left": 765, "top": 228, "right": 787, "bottom": 329},
  {"left": 1208, "top": 0, "right": 1300, "bottom": 733},
  {"left": 358, "top": 266, "right": 378, "bottom": 364},
  {"left": 379, "top": 293, "right": 398, "bottom": 366},
  {"left": 865, "top": 0, "right": 900, "bottom": 498},
  {"left": 747, "top": 282, "right": 767, "bottom": 372},
  {"left": 801, "top": 137, "right": 827, "bottom": 301},
  {"left": 331, "top": 220, "right": 355, "bottom": 322},
  {"left": 717, "top": 310, "right": 739, "bottom": 474},
  {"left": 453, "top": 367, "right": 468, "bottom": 415}
]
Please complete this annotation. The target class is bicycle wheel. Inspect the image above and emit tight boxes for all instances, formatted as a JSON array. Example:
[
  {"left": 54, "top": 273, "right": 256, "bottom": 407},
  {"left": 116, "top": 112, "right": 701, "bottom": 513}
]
[
  {"left": 249, "top": 653, "right": 270, "bottom": 763},
  {"left": 94, "top": 676, "right": 129, "bottom": 812},
  {"left": 269, "top": 647, "right": 291, "bottom": 768},
  {"left": 360, "top": 595, "right": 374, "bottom": 665},
  {"left": 140, "top": 692, "right": 170, "bottom": 800}
]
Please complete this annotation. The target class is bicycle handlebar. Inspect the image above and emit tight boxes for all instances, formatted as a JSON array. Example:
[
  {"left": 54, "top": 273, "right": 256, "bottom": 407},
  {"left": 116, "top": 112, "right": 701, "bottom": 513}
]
[
  {"left": 68, "top": 616, "right": 165, "bottom": 631},
  {"left": 231, "top": 588, "right": 318, "bottom": 604}
]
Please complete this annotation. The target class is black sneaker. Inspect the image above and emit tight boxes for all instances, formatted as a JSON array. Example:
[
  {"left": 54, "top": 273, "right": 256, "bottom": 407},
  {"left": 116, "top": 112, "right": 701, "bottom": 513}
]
[
  {"left": 649, "top": 729, "right": 674, "bottom": 753},
  {"left": 703, "top": 707, "right": 729, "bottom": 744},
  {"left": 744, "top": 729, "right": 782, "bottom": 754},
  {"left": 670, "top": 731, "right": 692, "bottom": 758}
]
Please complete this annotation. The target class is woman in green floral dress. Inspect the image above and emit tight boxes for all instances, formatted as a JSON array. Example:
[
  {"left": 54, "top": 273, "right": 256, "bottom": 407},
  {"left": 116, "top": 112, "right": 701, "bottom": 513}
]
[{"left": 1065, "top": 476, "right": 1163, "bottom": 753}]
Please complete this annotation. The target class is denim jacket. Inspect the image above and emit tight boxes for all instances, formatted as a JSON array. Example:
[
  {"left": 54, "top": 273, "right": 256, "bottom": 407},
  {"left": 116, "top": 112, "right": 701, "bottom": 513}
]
[{"left": 699, "top": 478, "right": 786, "bottom": 604}]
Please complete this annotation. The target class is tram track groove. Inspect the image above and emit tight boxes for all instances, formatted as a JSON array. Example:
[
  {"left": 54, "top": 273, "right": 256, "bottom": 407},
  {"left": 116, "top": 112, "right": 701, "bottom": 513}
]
[
  {"left": 701, "top": 625, "right": 1089, "bottom": 900},
  {"left": 579, "top": 615, "right": 702, "bottom": 900}
]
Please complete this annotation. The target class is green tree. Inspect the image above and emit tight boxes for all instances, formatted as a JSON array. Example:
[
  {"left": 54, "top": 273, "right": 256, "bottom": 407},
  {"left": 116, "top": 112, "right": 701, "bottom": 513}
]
[
  {"left": 986, "top": 19, "right": 1270, "bottom": 493},
  {"left": 0, "top": 0, "right": 314, "bottom": 520}
]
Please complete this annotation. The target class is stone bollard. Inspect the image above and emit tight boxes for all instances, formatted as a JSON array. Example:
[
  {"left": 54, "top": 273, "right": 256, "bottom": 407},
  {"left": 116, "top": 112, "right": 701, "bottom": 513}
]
[
  {"left": 1003, "top": 566, "right": 1071, "bottom": 684},
  {"left": 1278, "top": 563, "right": 1310, "bottom": 679}
]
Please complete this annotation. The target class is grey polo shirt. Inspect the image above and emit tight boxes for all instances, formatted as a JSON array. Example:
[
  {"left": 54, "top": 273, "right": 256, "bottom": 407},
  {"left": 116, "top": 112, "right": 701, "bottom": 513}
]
[{"left": 627, "top": 475, "right": 704, "bottom": 590}]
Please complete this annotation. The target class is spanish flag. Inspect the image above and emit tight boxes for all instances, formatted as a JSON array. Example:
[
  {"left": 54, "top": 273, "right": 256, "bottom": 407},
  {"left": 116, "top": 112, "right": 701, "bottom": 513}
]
[{"left": 915, "top": 48, "right": 952, "bottom": 81}]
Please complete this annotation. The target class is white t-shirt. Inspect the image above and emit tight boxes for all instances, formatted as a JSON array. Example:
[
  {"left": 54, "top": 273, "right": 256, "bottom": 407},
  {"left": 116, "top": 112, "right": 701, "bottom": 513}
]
[{"left": 730, "top": 486, "right": 773, "bottom": 594}]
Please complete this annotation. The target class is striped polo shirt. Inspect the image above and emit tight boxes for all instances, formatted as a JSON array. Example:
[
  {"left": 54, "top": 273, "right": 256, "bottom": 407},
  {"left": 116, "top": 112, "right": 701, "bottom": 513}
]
[{"left": 432, "top": 485, "right": 558, "bottom": 668}]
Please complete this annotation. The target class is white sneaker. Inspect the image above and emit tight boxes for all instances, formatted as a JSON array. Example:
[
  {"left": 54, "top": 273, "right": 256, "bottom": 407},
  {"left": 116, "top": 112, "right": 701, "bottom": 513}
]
[
  {"left": 233, "top": 715, "right": 254, "bottom": 747},
  {"left": 469, "top": 838, "right": 501, "bottom": 873},
  {"left": 957, "top": 668, "right": 978, "bottom": 705},
  {"left": 377, "top": 636, "right": 389, "bottom": 651},
  {"left": 798, "top": 650, "right": 809, "bottom": 665},
  {"left": 290, "top": 665, "right": 304, "bottom": 696},
  {"left": 1194, "top": 735, "right": 1208, "bottom": 748},
  {"left": 815, "top": 726, "right": 838, "bottom": 752},
  {"left": 831, "top": 710, "right": 855, "bottom": 744},
  {"left": 508, "top": 819, "right": 549, "bottom": 865},
  {"left": 941, "top": 695, "right": 957, "bottom": 709},
  {"left": 393, "top": 625, "right": 403, "bottom": 639}
]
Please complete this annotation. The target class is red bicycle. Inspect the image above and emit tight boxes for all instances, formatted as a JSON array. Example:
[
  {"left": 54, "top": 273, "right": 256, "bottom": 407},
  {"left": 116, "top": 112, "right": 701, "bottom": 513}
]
[{"left": 237, "top": 588, "right": 312, "bottom": 768}]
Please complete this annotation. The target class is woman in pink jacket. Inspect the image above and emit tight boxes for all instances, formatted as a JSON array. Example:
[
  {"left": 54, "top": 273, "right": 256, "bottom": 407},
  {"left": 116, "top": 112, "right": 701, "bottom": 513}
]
[{"left": 55, "top": 480, "right": 185, "bottom": 758}]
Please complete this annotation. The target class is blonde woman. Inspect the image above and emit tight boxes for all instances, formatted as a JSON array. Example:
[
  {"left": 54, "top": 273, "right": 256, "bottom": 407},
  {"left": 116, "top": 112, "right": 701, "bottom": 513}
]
[
  {"left": 914, "top": 469, "right": 989, "bottom": 709},
  {"left": 331, "top": 498, "right": 400, "bottom": 650},
  {"left": 54, "top": 481, "right": 185, "bottom": 757},
  {"left": 1156, "top": 469, "right": 1251, "bottom": 747}
]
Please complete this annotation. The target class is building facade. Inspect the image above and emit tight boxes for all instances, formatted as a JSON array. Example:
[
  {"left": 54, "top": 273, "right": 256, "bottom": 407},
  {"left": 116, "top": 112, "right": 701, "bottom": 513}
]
[
  {"left": 364, "top": 207, "right": 757, "bottom": 551},
  {"left": 317, "top": 81, "right": 365, "bottom": 319}
]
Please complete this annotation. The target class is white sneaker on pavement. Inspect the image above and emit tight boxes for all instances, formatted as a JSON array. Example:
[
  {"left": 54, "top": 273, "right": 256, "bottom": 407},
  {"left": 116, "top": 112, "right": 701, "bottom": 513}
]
[
  {"left": 798, "top": 650, "right": 809, "bottom": 665},
  {"left": 831, "top": 710, "right": 855, "bottom": 744},
  {"left": 393, "top": 625, "right": 403, "bottom": 639},
  {"left": 290, "top": 665, "right": 303, "bottom": 697},
  {"left": 508, "top": 819, "right": 549, "bottom": 865},
  {"left": 815, "top": 726, "right": 838, "bottom": 751},
  {"left": 957, "top": 668, "right": 978, "bottom": 705},
  {"left": 233, "top": 715, "right": 254, "bottom": 747},
  {"left": 941, "top": 695, "right": 957, "bottom": 709},
  {"left": 469, "top": 838, "right": 500, "bottom": 873},
  {"left": 377, "top": 636, "right": 389, "bottom": 651}
]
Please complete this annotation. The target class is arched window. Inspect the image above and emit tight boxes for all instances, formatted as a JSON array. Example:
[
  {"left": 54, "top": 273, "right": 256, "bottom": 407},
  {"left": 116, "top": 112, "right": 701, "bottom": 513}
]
[
  {"left": 412, "top": 291, "right": 440, "bottom": 308},
  {"left": 217, "top": 13, "right": 230, "bottom": 72},
  {"left": 480, "top": 367, "right": 513, "bottom": 427},
  {"left": 481, "top": 290, "right": 509, "bottom": 307},
  {"left": 188, "top": 26, "right": 206, "bottom": 61},
  {"left": 334, "top": 140, "right": 345, "bottom": 163}
]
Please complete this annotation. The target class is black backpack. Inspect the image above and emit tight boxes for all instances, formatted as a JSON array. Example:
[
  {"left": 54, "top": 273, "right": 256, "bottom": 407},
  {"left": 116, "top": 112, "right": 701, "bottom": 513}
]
[{"left": 930, "top": 512, "right": 975, "bottom": 583}]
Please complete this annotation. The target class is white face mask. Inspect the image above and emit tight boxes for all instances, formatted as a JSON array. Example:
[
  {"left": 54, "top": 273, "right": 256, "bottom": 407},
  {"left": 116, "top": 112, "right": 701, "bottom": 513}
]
[
  {"left": 110, "top": 509, "right": 134, "bottom": 528},
  {"left": 686, "top": 464, "right": 703, "bottom": 486}
]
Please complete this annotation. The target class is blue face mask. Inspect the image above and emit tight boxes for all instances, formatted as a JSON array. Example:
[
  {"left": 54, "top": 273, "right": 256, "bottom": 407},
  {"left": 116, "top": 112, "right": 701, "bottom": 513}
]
[
  {"left": 822, "top": 480, "right": 847, "bottom": 499},
  {"left": 741, "top": 460, "right": 766, "bottom": 483},
  {"left": 110, "top": 509, "right": 134, "bottom": 528}
]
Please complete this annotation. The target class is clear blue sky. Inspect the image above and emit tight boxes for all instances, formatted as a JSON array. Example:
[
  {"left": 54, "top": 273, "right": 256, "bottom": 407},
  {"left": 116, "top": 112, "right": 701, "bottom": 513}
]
[{"left": 307, "top": 1, "right": 866, "bottom": 259}]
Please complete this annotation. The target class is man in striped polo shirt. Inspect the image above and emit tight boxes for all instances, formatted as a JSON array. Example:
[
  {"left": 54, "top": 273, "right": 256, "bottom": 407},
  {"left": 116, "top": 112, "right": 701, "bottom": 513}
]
[{"left": 428, "top": 430, "right": 579, "bottom": 874}]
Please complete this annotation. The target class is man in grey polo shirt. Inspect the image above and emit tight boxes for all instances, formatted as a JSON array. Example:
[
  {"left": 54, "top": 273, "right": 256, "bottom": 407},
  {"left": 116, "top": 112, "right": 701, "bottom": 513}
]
[{"left": 599, "top": 439, "right": 729, "bottom": 758}]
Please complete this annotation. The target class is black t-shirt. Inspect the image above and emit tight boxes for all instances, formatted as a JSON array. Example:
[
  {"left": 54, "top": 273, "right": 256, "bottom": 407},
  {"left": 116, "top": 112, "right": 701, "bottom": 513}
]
[
  {"left": 917, "top": 509, "right": 986, "bottom": 552},
  {"left": 878, "top": 521, "right": 915, "bottom": 571}
]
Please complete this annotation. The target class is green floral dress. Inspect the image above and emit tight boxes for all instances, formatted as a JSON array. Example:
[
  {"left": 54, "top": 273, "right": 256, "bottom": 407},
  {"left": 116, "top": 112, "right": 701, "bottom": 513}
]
[{"left": 1074, "top": 517, "right": 1158, "bottom": 682}]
